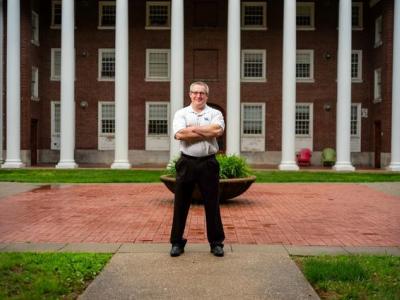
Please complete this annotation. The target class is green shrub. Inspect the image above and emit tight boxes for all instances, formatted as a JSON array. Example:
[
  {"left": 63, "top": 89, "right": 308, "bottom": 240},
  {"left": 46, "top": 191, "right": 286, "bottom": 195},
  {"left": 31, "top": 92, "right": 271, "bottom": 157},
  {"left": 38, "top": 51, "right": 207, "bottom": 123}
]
[{"left": 165, "top": 154, "right": 252, "bottom": 179}]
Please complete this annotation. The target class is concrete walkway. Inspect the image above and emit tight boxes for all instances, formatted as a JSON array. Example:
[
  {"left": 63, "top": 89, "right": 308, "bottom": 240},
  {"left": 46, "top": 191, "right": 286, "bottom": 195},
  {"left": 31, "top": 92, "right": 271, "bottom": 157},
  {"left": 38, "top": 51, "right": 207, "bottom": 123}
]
[{"left": 1, "top": 182, "right": 399, "bottom": 299}]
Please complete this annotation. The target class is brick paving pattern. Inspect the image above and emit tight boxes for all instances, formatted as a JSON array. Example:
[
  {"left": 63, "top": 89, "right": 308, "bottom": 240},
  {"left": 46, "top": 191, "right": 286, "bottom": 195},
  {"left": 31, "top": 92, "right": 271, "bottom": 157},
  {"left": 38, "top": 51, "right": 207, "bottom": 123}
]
[{"left": 0, "top": 183, "right": 399, "bottom": 246}]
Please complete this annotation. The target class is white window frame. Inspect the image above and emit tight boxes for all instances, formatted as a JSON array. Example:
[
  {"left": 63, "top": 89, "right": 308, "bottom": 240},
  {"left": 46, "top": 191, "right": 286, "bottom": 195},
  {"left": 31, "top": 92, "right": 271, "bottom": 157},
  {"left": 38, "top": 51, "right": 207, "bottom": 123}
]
[
  {"left": 31, "top": 11, "right": 40, "bottom": 46},
  {"left": 98, "top": 1, "right": 116, "bottom": 30},
  {"left": 98, "top": 48, "right": 116, "bottom": 81},
  {"left": 51, "top": 101, "right": 60, "bottom": 150},
  {"left": 51, "top": 0, "right": 62, "bottom": 29},
  {"left": 374, "top": 15, "right": 383, "bottom": 48},
  {"left": 351, "top": 50, "right": 362, "bottom": 82},
  {"left": 98, "top": 102, "right": 115, "bottom": 137},
  {"left": 296, "top": 49, "right": 314, "bottom": 82},
  {"left": 241, "top": 103, "right": 265, "bottom": 137},
  {"left": 146, "top": 1, "right": 171, "bottom": 30},
  {"left": 296, "top": 2, "right": 315, "bottom": 31},
  {"left": 31, "top": 67, "right": 39, "bottom": 101},
  {"left": 145, "top": 49, "right": 170, "bottom": 81},
  {"left": 145, "top": 101, "right": 170, "bottom": 151},
  {"left": 50, "top": 48, "right": 61, "bottom": 81},
  {"left": 295, "top": 103, "right": 313, "bottom": 137},
  {"left": 350, "top": 103, "right": 361, "bottom": 152},
  {"left": 374, "top": 68, "right": 382, "bottom": 103},
  {"left": 352, "top": 2, "right": 363, "bottom": 31},
  {"left": 241, "top": 2, "right": 267, "bottom": 30},
  {"left": 241, "top": 49, "right": 266, "bottom": 82}
]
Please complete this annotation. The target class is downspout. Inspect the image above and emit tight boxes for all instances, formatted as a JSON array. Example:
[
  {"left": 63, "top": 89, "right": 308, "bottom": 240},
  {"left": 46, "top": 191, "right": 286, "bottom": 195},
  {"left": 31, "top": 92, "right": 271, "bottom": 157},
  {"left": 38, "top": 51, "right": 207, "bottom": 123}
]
[{"left": 0, "top": 0, "right": 4, "bottom": 163}]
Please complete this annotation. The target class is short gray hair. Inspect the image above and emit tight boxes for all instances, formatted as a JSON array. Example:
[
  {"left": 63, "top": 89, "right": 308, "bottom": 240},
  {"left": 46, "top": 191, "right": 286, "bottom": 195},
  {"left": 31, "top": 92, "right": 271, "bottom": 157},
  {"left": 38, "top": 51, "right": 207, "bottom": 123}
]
[{"left": 190, "top": 81, "right": 209, "bottom": 95}]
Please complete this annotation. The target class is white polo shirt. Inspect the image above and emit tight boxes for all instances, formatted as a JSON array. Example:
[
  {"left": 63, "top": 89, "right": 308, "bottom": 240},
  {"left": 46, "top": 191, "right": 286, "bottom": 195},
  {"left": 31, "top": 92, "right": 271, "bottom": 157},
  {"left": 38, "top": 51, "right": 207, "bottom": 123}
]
[{"left": 173, "top": 104, "right": 225, "bottom": 157}]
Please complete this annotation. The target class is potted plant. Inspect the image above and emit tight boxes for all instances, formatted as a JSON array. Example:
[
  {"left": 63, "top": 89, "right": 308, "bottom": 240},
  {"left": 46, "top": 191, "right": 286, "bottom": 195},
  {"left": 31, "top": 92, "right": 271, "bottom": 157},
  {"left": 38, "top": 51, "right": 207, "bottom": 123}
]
[{"left": 160, "top": 154, "right": 256, "bottom": 202}]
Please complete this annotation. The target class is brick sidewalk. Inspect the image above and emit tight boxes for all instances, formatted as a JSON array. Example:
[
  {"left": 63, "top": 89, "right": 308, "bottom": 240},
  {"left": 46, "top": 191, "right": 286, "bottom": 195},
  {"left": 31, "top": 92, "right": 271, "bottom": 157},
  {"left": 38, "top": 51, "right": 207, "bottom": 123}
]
[{"left": 0, "top": 183, "right": 399, "bottom": 246}]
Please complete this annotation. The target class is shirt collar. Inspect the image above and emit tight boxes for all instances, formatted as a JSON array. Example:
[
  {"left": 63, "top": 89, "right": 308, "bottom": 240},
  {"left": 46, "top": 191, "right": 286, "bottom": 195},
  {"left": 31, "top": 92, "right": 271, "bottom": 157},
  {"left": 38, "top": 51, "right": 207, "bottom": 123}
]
[{"left": 188, "top": 104, "right": 210, "bottom": 116}]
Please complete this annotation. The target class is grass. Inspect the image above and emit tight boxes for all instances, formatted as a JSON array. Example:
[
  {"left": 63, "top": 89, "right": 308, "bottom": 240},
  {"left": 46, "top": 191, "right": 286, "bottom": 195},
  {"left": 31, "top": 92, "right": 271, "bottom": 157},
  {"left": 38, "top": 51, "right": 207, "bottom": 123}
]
[
  {"left": 0, "top": 169, "right": 399, "bottom": 183},
  {"left": 295, "top": 255, "right": 400, "bottom": 300},
  {"left": 0, "top": 252, "right": 112, "bottom": 300}
]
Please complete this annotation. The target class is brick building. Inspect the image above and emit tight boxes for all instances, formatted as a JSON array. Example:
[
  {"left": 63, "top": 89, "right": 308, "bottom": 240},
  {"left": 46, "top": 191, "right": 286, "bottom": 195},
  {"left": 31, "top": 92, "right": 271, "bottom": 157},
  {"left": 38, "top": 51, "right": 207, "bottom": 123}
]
[{"left": 0, "top": 0, "right": 399, "bottom": 170}]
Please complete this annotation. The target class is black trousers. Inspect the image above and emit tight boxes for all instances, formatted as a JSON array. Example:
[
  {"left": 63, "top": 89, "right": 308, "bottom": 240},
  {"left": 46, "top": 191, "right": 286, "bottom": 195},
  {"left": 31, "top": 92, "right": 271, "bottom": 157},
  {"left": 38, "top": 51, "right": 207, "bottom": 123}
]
[{"left": 170, "top": 153, "right": 225, "bottom": 247}]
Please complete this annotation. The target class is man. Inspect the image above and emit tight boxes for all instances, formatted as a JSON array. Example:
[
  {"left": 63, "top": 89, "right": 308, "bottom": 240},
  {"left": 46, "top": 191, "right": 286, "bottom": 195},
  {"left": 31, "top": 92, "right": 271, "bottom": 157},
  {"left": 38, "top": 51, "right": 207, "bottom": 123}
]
[{"left": 170, "top": 81, "right": 225, "bottom": 257}]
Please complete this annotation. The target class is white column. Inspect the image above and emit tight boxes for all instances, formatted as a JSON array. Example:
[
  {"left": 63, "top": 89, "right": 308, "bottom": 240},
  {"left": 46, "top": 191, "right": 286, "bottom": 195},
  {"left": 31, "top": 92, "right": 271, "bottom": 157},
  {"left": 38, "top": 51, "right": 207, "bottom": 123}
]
[
  {"left": 56, "top": 0, "right": 77, "bottom": 168},
  {"left": 226, "top": 0, "right": 241, "bottom": 155},
  {"left": 111, "top": 0, "right": 131, "bottom": 169},
  {"left": 0, "top": 0, "right": 4, "bottom": 163},
  {"left": 388, "top": 0, "right": 400, "bottom": 171},
  {"left": 333, "top": 0, "right": 355, "bottom": 171},
  {"left": 278, "top": 0, "right": 299, "bottom": 171},
  {"left": 2, "top": 0, "right": 24, "bottom": 168},
  {"left": 169, "top": 0, "right": 184, "bottom": 160}
]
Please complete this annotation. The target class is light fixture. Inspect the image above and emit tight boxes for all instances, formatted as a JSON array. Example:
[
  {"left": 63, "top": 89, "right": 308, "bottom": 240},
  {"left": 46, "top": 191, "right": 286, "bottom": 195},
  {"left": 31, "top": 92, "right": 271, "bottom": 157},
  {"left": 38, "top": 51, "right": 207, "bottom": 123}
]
[
  {"left": 324, "top": 52, "right": 332, "bottom": 60},
  {"left": 323, "top": 104, "right": 331, "bottom": 112},
  {"left": 80, "top": 101, "right": 88, "bottom": 109}
]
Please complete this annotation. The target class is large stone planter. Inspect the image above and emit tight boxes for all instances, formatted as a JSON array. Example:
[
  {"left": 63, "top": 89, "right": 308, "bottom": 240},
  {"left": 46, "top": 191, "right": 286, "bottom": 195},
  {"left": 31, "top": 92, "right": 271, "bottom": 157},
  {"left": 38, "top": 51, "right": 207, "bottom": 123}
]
[{"left": 160, "top": 175, "right": 256, "bottom": 202}]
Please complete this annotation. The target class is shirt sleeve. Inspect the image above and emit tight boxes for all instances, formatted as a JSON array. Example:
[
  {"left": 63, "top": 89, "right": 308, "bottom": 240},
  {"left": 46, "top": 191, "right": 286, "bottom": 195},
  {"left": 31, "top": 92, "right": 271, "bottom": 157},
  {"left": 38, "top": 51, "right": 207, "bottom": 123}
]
[
  {"left": 172, "top": 109, "right": 187, "bottom": 138},
  {"left": 211, "top": 110, "right": 225, "bottom": 131}
]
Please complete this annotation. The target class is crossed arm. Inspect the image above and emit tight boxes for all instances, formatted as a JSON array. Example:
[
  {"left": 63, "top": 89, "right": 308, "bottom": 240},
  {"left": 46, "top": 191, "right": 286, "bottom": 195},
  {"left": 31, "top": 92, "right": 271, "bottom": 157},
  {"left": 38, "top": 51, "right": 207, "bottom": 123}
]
[{"left": 175, "top": 124, "right": 223, "bottom": 142}]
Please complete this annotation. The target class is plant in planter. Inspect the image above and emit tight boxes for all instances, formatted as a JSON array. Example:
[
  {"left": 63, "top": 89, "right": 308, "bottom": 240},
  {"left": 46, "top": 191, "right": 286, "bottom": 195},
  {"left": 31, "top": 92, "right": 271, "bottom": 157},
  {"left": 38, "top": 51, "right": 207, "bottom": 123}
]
[{"left": 160, "top": 154, "right": 256, "bottom": 202}]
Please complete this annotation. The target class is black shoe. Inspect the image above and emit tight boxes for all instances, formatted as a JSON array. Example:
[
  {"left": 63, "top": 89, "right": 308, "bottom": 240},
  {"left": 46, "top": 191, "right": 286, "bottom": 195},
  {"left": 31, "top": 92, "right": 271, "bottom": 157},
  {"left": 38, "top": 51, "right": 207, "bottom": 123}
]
[
  {"left": 170, "top": 245, "right": 184, "bottom": 257},
  {"left": 210, "top": 245, "right": 224, "bottom": 257}
]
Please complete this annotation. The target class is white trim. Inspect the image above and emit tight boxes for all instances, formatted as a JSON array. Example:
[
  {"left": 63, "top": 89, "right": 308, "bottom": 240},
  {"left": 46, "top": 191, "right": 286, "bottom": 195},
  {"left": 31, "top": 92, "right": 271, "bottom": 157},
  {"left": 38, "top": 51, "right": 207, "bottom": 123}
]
[
  {"left": 145, "top": 101, "right": 170, "bottom": 137},
  {"left": 145, "top": 1, "right": 171, "bottom": 30},
  {"left": 296, "top": 2, "right": 315, "bottom": 31},
  {"left": 98, "top": 1, "right": 116, "bottom": 30},
  {"left": 98, "top": 101, "right": 115, "bottom": 137},
  {"left": 50, "top": 101, "right": 60, "bottom": 150},
  {"left": 374, "top": 68, "right": 382, "bottom": 102},
  {"left": 295, "top": 103, "right": 313, "bottom": 138},
  {"left": 352, "top": 2, "right": 363, "bottom": 31},
  {"left": 241, "top": 49, "right": 266, "bottom": 82},
  {"left": 145, "top": 49, "right": 170, "bottom": 81},
  {"left": 145, "top": 101, "right": 170, "bottom": 151},
  {"left": 241, "top": 2, "right": 267, "bottom": 30},
  {"left": 50, "top": 48, "right": 61, "bottom": 81},
  {"left": 351, "top": 50, "right": 363, "bottom": 82},
  {"left": 98, "top": 48, "right": 115, "bottom": 81},
  {"left": 50, "top": 0, "right": 61, "bottom": 29},
  {"left": 296, "top": 49, "right": 314, "bottom": 82},
  {"left": 374, "top": 15, "right": 383, "bottom": 48},
  {"left": 31, "top": 66, "right": 39, "bottom": 101},
  {"left": 31, "top": 11, "right": 40, "bottom": 46},
  {"left": 241, "top": 102, "right": 265, "bottom": 137},
  {"left": 350, "top": 103, "right": 361, "bottom": 152}
]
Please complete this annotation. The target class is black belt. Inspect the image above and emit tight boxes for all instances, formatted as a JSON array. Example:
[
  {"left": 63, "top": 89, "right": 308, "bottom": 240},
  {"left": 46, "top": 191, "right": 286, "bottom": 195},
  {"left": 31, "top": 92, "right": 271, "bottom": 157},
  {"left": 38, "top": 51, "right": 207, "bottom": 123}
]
[{"left": 181, "top": 153, "right": 215, "bottom": 161}]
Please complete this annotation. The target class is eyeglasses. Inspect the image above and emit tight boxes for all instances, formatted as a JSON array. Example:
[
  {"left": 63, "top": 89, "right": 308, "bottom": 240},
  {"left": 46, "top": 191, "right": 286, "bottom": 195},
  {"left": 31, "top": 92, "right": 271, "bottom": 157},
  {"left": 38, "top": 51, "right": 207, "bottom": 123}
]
[{"left": 190, "top": 91, "right": 207, "bottom": 96}]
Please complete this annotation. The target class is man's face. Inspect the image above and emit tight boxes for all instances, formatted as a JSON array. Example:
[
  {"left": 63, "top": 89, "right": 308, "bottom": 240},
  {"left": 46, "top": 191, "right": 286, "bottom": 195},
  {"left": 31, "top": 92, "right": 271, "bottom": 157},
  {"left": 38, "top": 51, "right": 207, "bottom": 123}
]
[{"left": 189, "top": 84, "right": 208, "bottom": 111}]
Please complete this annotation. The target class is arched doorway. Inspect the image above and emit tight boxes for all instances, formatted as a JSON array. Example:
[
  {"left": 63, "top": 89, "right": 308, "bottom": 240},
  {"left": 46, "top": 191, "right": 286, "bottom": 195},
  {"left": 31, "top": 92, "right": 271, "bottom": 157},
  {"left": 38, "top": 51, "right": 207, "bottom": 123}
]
[{"left": 208, "top": 103, "right": 226, "bottom": 153}]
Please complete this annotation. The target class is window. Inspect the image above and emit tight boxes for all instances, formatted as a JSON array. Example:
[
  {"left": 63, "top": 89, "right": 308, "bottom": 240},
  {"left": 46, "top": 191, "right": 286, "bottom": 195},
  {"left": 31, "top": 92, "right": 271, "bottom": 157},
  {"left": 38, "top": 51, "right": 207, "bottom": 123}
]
[
  {"left": 295, "top": 104, "right": 312, "bottom": 136},
  {"left": 31, "top": 67, "right": 39, "bottom": 100},
  {"left": 241, "top": 50, "right": 266, "bottom": 82},
  {"left": 98, "top": 49, "right": 115, "bottom": 81},
  {"left": 351, "top": 104, "right": 361, "bottom": 137},
  {"left": 146, "top": 102, "right": 170, "bottom": 150},
  {"left": 146, "top": 102, "right": 169, "bottom": 136},
  {"left": 241, "top": 2, "right": 267, "bottom": 30},
  {"left": 374, "top": 16, "right": 383, "bottom": 48},
  {"left": 146, "top": 49, "right": 170, "bottom": 81},
  {"left": 51, "top": 0, "right": 62, "bottom": 29},
  {"left": 296, "top": 2, "right": 315, "bottom": 30},
  {"left": 374, "top": 68, "right": 382, "bottom": 102},
  {"left": 146, "top": 2, "right": 170, "bottom": 29},
  {"left": 98, "top": 1, "right": 116, "bottom": 29},
  {"left": 99, "top": 102, "right": 115, "bottom": 136},
  {"left": 241, "top": 103, "right": 265, "bottom": 136},
  {"left": 31, "top": 11, "right": 39, "bottom": 45},
  {"left": 296, "top": 50, "right": 314, "bottom": 82},
  {"left": 352, "top": 2, "right": 363, "bottom": 30},
  {"left": 51, "top": 101, "right": 60, "bottom": 150},
  {"left": 351, "top": 50, "right": 362, "bottom": 82},
  {"left": 51, "top": 48, "right": 61, "bottom": 81}
]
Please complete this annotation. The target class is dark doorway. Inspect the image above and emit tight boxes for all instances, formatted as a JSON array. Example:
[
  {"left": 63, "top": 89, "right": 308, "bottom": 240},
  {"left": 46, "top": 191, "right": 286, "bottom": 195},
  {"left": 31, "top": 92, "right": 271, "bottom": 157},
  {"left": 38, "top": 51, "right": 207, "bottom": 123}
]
[
  {"left": 208, "top": 103, "right": 226, "bottom": 153},
  {"left": 30, "top": 119, "right": 38, "bottom": 166},
  {"left": 374, "top": 121, "right": 382, "bottom": 168}
]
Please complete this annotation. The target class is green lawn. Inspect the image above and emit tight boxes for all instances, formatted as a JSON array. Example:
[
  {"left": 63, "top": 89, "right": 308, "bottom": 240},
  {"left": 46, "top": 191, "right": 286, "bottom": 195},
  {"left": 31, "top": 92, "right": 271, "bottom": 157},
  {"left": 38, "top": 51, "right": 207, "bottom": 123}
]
[
  {"left": 295, "top": 255, "right": 400, "bottom": 300},
  {"left": 0, "top": 252, "right": 111, "bottom": 300},
  {"left": 0, "top": 169, "right": 399, "bottom": 183}
]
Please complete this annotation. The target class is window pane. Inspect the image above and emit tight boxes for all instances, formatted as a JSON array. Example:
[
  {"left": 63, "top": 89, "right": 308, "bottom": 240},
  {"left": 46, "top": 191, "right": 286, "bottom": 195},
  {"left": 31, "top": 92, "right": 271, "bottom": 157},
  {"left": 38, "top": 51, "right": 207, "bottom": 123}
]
[
  {"left": 148, "top": 104, "right": 168, "bottom": 135},
  {"left": 149, "top": 4, "right": 169, "bottom": 26},
  {"left": 351, "top": 106, "right": 358, "bottom": 135},
  {"left": 244, "top": 5, "right": 264, "bottom": 26},
  {"left": 296, "top": 105, "right": 310, "bottom": 135},
  {"left": 101, "top": 51, "right": 115, "bottom": 78},
  {"left": 101, "top": 5, "right": 116, "bottom": 26},
  {"left": 243, "top": 53, "right": 263, "bottom": 78},
  {"left": 296, "top": 53, "right": 311, "bottom": 78},
  {"left": 54, "top": 3, "right": 62, "bottom": 25},
  {"left": 352, "top": 5, "right": 360, "bottom": 27},
  {"left": 297, "top": 5, "right": 312, "bottom": 26},
  {"left": 351, "top": 53, "right": 359, "bottom": 78},
  {"left": 243, "top": 105, "right": 262, "bottom": 135},
  {"left": 54, "top": 103, "right": 60, "bottom": 134},
  {"left": 101, "top": 104, "right": 115, "bottom": 134},
  {"left": 53, "top": 50, "right": 61, "bottom": 78},
  {"left": 149, "top": 52, "right": 168, "bottom": 78}
]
